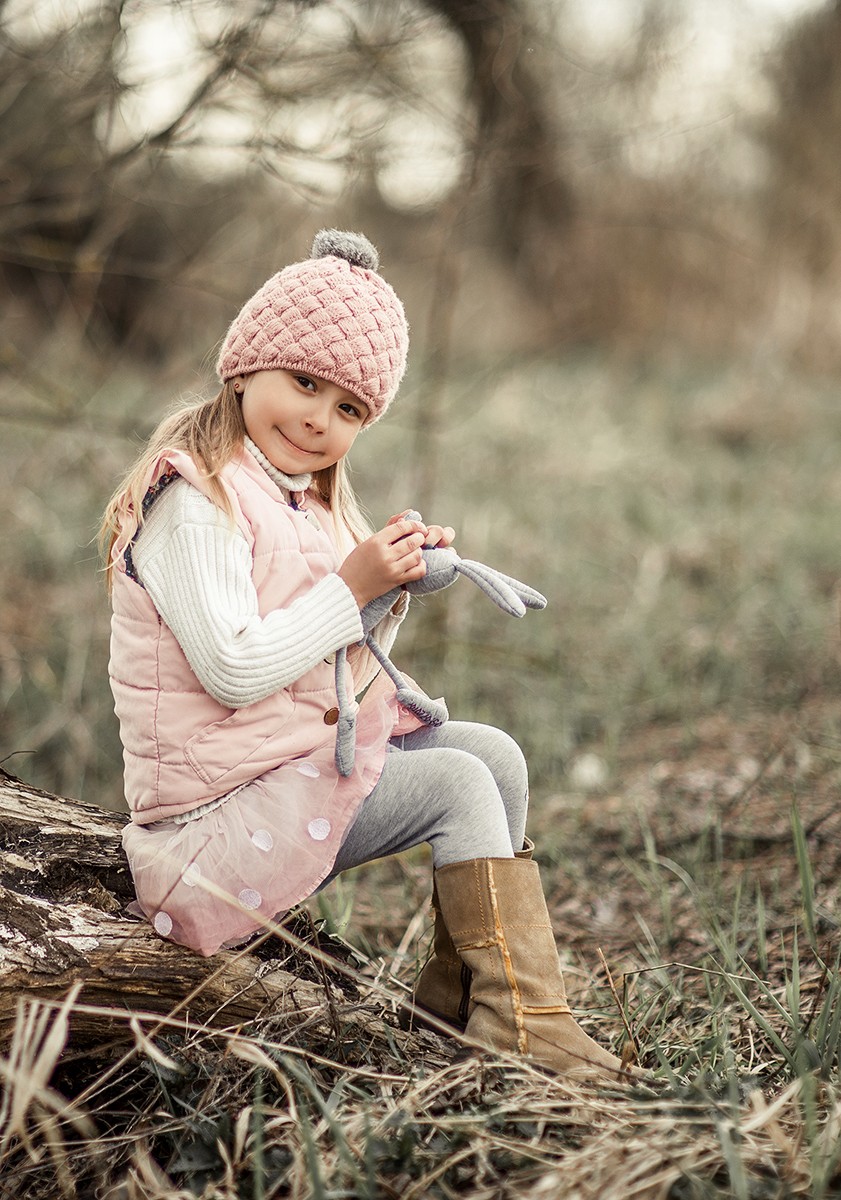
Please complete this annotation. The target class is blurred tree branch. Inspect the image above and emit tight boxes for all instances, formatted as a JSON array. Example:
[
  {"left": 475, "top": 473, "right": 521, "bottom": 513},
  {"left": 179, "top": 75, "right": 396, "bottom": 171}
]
[
  {"left": 425, "top": 0, "right": 576, "bottom": 284},
  {"left": 0, "top": 0, "right": 584, "bottom": 368},
  {"left": 763, "top": 0, "right": 841, "bottom": 278}
]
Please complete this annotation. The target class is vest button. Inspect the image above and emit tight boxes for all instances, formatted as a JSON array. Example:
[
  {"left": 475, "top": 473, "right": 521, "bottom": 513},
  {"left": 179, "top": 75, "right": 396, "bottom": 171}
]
[{"left": 323, "top": 707, "right": 340, "bottom": 726}]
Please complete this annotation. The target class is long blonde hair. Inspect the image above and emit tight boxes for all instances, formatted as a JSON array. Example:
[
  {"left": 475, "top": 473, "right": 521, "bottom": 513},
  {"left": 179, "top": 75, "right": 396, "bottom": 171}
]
[{"left": 98, "top": 379, "right": 373, "bottom": 590}]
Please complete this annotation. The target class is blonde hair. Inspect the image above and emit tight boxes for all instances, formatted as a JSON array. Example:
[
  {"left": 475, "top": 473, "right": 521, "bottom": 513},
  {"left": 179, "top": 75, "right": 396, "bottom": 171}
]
[{"left": 99, "top": 379, "right": 373, "bottom": 590}]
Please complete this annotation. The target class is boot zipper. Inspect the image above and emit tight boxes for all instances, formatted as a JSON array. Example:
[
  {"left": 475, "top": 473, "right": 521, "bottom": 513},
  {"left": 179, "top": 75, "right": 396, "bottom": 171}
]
[{"left": 458, "top": 961, "right": 472, "bottom": 1026}]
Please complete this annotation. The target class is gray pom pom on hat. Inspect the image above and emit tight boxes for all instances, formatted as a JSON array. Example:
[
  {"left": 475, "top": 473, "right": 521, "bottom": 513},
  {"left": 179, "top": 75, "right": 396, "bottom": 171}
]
[{"left": 310, "top": 228, "right": 380, "bottom": 272}]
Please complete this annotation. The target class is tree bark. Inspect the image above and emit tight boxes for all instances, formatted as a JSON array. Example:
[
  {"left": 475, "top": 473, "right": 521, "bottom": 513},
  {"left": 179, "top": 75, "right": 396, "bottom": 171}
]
[
  {"left": 0, "top": 769, "right": 359, "bottom": 1047},
  {"left": 426, "top": 0, "right": 576, "bottom": 285}
]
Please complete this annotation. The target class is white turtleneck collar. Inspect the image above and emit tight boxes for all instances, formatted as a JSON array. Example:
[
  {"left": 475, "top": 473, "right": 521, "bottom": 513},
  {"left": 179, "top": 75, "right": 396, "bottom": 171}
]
[{"left": 244, "top": 436, "right": 312, "bottom": 498}]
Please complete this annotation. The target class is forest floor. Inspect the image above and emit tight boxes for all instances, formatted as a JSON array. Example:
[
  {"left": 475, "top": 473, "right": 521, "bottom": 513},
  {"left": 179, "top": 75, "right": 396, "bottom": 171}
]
[{"left": 6, "top": 695, "right": 838, "bottom": 1199}]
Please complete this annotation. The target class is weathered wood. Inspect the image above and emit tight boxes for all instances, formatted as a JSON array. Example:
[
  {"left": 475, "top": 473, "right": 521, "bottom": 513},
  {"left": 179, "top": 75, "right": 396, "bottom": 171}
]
[{"left": 0, "top": 770, "right": 354, "bottom": 1046}]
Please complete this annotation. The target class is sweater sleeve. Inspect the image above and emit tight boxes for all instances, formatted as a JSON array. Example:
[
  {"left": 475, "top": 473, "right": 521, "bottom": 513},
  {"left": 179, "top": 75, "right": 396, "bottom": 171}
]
[{"left": 131, "top": 478, "right": 364, "bottom": 708}]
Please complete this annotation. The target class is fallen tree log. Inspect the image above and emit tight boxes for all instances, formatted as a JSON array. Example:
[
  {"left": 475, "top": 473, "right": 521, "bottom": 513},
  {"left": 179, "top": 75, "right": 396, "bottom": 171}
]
[{"left": 0, "top": 769, "right": 391, "bottom": 1048}]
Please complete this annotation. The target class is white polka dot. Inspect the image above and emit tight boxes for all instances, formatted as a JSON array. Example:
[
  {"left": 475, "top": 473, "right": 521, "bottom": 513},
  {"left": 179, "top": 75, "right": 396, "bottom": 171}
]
[
  {"left": 296, "top": 762, "right": 320, "bottom": 778},
  {"left": 307, "top": 817, "right": 332, "bottom": 841},
  {"left": 251, "top": 829, "right": 273, "bottom": 852},
  {"left": 154, "top": 911, "right": 173, "bottom": 936},
  {"left": 238, "top": 888, "right": 262, "bottom": 910},
  {"left": 181, "top": 862, "right": 202, "bottom": 887}
]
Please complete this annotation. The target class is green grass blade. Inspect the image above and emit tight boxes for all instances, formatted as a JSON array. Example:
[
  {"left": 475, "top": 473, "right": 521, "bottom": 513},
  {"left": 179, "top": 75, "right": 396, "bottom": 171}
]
[{"left": 791, "top": 803, "right": 818, "bottom": 951}]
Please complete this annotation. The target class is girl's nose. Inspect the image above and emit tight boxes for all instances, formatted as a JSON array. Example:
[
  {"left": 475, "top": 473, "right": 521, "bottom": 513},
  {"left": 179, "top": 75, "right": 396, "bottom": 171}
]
[{"left": 303, "top": 404, "right": 328, "bottom": 433}]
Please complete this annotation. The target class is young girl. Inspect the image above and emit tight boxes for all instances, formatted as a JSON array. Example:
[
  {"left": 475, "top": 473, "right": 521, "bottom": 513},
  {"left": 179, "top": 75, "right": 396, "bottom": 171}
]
[{"left": 101, "top": 230, "right": 633, "bottom": 1080}]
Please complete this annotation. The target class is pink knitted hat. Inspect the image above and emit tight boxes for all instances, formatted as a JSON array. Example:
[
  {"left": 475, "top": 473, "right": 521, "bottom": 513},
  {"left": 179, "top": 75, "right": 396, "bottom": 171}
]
[{"left": 216, "top": 229, "right": 408, "bottom": 422}]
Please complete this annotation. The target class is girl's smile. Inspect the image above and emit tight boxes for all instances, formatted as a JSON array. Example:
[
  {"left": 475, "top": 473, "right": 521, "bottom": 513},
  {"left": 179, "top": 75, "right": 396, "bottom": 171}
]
[{"left": 238, "top": 369, "right": 366, "bottom": 474}]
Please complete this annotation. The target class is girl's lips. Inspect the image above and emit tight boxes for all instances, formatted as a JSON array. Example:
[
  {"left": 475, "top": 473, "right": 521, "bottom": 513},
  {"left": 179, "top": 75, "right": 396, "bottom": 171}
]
[{"left": 279, "top": 430, "right": 318, "bottom": 456}]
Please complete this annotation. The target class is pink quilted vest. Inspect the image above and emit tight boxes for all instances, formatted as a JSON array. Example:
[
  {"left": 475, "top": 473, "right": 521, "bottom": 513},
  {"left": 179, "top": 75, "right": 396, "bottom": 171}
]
[{"left": 109, "top": 446, "right": 404, "bottom": 824}]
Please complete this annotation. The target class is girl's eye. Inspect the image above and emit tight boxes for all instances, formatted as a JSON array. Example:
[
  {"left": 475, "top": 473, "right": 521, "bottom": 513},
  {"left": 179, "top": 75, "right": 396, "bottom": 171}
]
[
  {"left": 340, "top": 402, "right": 363, "bottom": 420},
  {"left": 295, "top": 374, "right": 316, "bottom": 391}
]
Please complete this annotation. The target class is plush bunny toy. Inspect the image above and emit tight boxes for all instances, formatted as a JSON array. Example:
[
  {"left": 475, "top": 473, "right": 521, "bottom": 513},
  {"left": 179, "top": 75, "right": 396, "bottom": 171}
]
[{"left": 333, "top": 512, "right": 547, "bottom": 775}]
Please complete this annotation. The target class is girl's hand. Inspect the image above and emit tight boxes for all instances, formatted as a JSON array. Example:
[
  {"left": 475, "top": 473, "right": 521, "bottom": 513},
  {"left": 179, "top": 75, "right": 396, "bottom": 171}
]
[
  {"left": 338, "top": 517, "right": 430, "bottom": 607},
  {"left": 385, "top": 511, "right": 456, "bottom": 549}
]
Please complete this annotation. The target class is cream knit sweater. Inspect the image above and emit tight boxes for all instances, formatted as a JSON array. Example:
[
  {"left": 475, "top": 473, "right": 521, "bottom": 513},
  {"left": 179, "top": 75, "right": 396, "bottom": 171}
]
[{"left": 132, "top": 444, "right": 407, "bottom": 709}]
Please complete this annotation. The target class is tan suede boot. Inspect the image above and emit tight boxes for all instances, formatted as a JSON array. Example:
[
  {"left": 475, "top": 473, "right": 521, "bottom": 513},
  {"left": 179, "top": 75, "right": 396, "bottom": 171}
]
[
  {"left": 399, "top": 839, "right": 534, "bottom": 1034},
  {"left": 434, "top": 856, "right": 633, "bottom": 1080}
]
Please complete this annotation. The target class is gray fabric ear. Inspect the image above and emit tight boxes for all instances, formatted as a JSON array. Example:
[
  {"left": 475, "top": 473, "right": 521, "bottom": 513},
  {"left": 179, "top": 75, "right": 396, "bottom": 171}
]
[
  {"left": 487, "top": 569, "right": 547, "bottom": 611},
  {"left": 454, "top": 561, "right": 525, "bottom": 615},
  {"left": 449, "top": 559, "right": 547, "bottom": 616}
]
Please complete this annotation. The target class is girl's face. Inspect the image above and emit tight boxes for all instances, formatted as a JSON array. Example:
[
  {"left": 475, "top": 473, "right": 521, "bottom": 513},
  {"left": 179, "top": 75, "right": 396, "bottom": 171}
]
[{"left": 238, "top": 369, "right": 367, "bottom": 475}]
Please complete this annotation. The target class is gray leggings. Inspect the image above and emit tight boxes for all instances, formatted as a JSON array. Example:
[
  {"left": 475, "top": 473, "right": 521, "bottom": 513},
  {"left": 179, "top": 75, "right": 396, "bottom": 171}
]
[{"left": 324, "top": 721, "right": 529, "bottom": 881}]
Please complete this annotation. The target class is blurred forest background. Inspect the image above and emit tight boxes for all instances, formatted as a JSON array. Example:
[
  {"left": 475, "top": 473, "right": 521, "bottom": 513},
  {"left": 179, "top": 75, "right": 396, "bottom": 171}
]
[{"left": 3, "top": 0, "right": 841, "bottom": 812}]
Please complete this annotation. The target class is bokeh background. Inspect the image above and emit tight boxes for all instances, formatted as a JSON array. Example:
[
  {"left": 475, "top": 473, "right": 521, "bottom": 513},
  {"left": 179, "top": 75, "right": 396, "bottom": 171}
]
[{"left": 3, "top": 0, "right": 841, "bottom": 812}]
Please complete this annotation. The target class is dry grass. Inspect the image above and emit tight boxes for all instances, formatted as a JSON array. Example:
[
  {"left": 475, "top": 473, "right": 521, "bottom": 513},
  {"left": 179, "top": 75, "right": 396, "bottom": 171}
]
[{"left": 3, "top": 698, "right": 841, "bottom": 1198}]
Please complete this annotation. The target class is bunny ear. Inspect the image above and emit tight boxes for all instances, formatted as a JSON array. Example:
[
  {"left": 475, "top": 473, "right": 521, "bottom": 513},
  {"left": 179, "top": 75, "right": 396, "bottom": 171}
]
[
  {"left": 454, "top": 560, "right": 548, "bottom": 616},
  {"left": 483, "top": 568, "right": 548, "bottom": 611},
  {"left": 454, "top": 560, "right": 528, "bottom": 617}
]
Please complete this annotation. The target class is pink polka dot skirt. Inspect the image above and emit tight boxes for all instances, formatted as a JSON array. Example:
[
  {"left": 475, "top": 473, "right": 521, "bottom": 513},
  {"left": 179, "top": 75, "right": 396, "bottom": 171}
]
[{"left": 122, "top": 688, "right": 402, "bottom": 956}]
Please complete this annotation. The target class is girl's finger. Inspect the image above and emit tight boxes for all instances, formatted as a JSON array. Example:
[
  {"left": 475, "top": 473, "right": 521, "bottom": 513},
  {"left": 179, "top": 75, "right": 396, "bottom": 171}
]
[
  {"left": 400, "top": 551, "right": 425, "bottom": 578},
  {"left": 393, "top": 534, "right": 424, "bottom": 561},
  {"left": 425, "top": 524, "right": 456, "bottom": 547},
  {"left": 386, "top": 520, "right": 426, "bottom": 545}
]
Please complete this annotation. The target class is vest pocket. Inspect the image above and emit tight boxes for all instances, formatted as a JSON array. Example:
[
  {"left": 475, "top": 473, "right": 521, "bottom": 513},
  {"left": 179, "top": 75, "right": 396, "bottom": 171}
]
[{"left": 184, "top": 698, "right": 296, "bottom": 786}]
